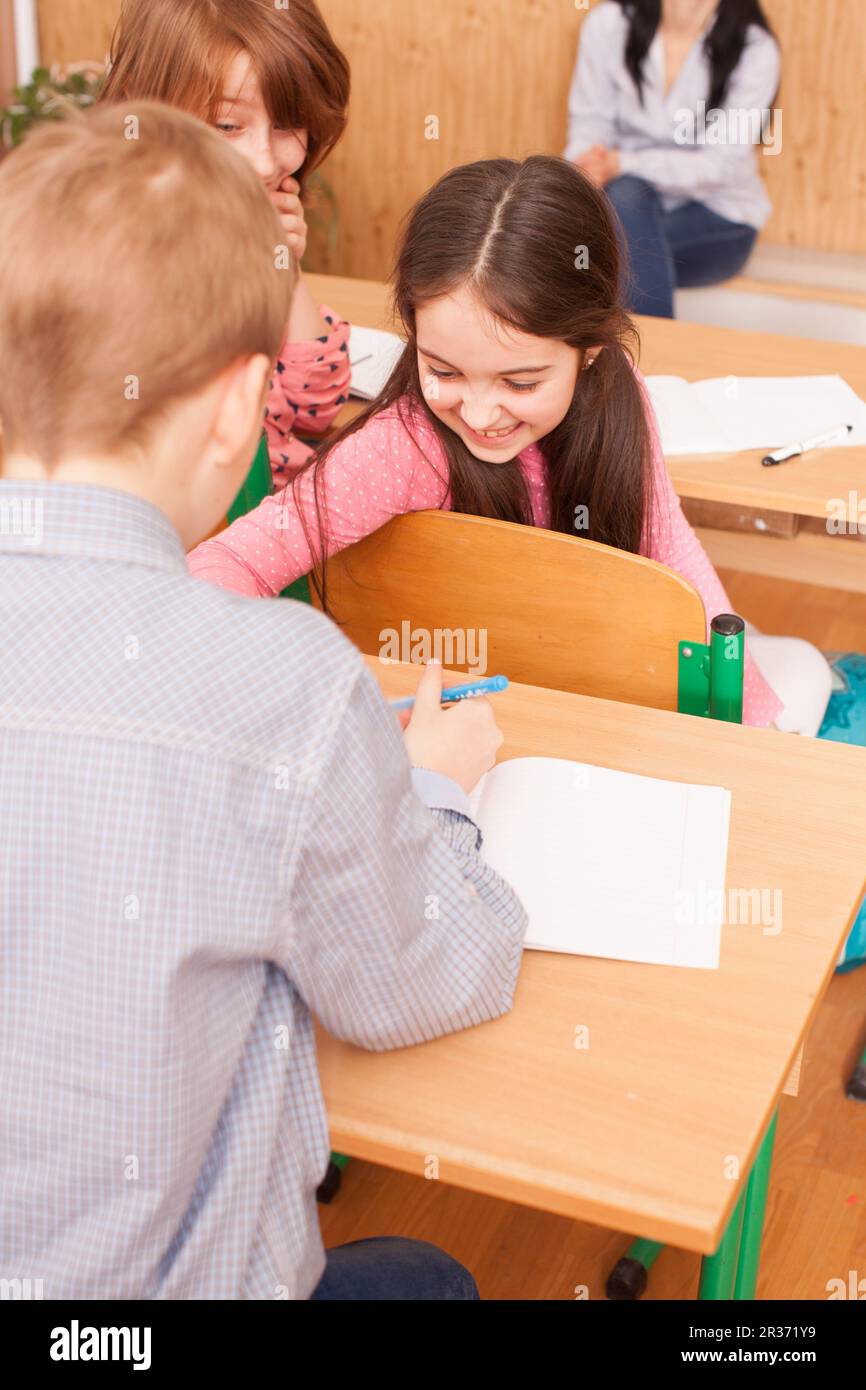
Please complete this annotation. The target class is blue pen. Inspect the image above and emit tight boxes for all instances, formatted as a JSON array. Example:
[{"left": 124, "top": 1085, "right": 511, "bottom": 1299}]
[{"left": 390, "top": 674, "right": 509, "bottom": 713}]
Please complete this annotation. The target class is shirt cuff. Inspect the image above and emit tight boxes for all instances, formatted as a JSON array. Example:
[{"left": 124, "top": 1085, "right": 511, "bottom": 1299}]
[
  {"left": 410, "top": 767, "right": 473, "bottom": 819},
  {"left": 276, "top": 303, "right": 349, "bottom": 363}
]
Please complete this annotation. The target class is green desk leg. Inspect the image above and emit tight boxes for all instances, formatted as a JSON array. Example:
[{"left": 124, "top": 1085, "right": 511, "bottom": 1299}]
[
  {"left": 732, "top": 1110, "right": 778, "bottom": 1299},
  {"left": 698, "top": 1108, "right": 778, "bottom": 1301},
  {"left": 606, "top": 1238, "right": 664, "bottom": 1299},
  {"left": 679, "top": 614, "right": 745, "bottom": 722},
  {"left": 708, "top": 615, "right": 745, "bottom": 724},
  {"left": 699, "top": 1188, "right": 746, "bottom": 1300},
  {"left": 316, "top": 1153, "right": 350, "bottom": 1205}
]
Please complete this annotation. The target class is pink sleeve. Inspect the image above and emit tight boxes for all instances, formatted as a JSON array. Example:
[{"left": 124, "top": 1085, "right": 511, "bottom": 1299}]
[
  {"left": 264, "top": 302, "right": 352, "bottom": 486},
  {"left": 188, "top": 402, "right": 450, "bottom": 598},
  {"left": 637, "top": 371, "right": 784, "bottom": 728}
]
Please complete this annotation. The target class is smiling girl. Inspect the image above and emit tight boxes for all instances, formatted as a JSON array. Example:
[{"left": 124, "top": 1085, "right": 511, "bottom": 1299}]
[
  {"left": 189, "top": 154, "right": 830, "bottom": 731},
  {"left": 100, "top": 0, "right": 351, "bottom": 486}
]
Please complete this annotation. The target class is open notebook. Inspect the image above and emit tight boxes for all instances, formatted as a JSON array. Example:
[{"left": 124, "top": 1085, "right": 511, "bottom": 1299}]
[
  {"left": 645, "top": 374, "right": 866, "bottom": 455},
  {"left": 349, "top": 325, "right": 406, "bottom": 400},
  {"left": 468, "top": 757, "right": 731, "bottom": 969}
]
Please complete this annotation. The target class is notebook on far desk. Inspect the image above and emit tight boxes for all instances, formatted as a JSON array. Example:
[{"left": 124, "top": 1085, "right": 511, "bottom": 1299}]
[
  {"left": 468, "top": 756, "right": 731, "bottom": 970},
  {"left": 349, "top": 325, "right": 406, "bottom": 400},
  {"left": 645, "top": 374, "right": 866, "bottom": 456}
]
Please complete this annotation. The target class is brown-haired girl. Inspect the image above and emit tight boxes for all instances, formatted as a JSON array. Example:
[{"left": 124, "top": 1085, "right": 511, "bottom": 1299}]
[
  {"left": 100, "top": 0, "right": 351, "bottom": 487},
  {"left": 190, "top": 154, "right": 831, "bottom": 731}
]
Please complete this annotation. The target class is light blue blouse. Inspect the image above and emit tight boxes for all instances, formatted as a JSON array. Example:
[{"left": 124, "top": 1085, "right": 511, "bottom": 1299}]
[{"left": 564, "top": 1, "right": 781, "bottom": 229}]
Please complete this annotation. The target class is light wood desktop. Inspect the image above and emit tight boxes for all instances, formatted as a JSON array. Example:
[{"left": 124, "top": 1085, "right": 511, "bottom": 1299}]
[
  {"left": 306, "top": 273, "right": 866, "bottom": 592},
  {"left": 315, "top": 657, "right": 866, "bottom": 1256}
]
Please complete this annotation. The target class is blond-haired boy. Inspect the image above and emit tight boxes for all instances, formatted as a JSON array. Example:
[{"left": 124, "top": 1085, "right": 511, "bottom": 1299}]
[{"left": 0, "top": 103, "right": 525, "bottom": 1300}]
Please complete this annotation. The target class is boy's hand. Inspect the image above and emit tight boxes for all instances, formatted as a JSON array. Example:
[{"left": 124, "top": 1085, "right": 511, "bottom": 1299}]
[
  {"left": 402, "top": 661, "right": 504, "bottom": 795},
  {"left": 271, "top": 176, "right": 308, "bottom": 261}
]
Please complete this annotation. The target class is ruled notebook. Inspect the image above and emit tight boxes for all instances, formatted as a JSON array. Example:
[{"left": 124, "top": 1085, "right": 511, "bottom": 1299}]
[
  {"left": 645, "top": 373, "right": 866, "bottom": 455},
  {"left": 468, "top": 757, "right": 731, "bottom": 969}
]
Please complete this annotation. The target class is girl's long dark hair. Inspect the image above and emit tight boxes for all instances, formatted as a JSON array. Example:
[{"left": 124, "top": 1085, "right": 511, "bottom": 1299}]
[
  {"left": 613, "top": 0, "right": 776, "bottom": 110},
  {"left": 296, "top": 155, "right": 654, "bottom": 610}
]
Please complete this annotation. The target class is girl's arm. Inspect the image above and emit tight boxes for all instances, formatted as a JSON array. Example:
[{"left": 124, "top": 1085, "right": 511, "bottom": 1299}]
[
  {"left": 564, "top": 5, "right": 621, "bottom": 162},
  {"left": 617, "top": 31, "right": 781, "bottom": 202},
  {"left": 264, "top": 302, "right": 352, "bottom": 482},
  {"left": 637, "top": 374, "right": 784, "bottom": 728},
  {"left": 285, "top": 271, "right": 331, "bottom": 342},
  {"left": 188, "top": 403, "right": 450, "bottom": 598}
]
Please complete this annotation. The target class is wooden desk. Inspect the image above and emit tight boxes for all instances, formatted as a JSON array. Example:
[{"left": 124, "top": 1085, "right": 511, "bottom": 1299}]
[
  {"left": 316, "top": 658, "right": 866, "bottom": 1257},
  {"left": 306, "top": 272, "right": 866, "bottom": 591}
]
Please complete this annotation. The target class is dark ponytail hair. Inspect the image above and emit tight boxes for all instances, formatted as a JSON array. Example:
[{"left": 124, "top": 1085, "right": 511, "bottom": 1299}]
[
  {"left": 296, "top": 155, "right": 654, "bottom": 609},
  {"left": 613, "top": 0, "right": 776, "bottom": 111}
]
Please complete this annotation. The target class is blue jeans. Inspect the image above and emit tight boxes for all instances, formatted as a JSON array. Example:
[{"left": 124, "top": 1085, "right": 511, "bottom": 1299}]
[
  {"left": 310, "top": 1236, "right": 480, "bottom": 1300},
  {"left": 604, "top": 174, "right": 758, "bottom": 319}
]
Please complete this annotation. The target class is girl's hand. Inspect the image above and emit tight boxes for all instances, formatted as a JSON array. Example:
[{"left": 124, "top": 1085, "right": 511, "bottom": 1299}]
[
  {"left": 401, "top": 661, "right": 504, "bottom": 795},
  {"left": 270, "top": 176, "right": 308, "bottom": 261}
]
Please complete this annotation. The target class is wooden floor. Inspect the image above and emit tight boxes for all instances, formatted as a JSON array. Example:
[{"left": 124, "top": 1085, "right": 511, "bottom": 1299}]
[{"left": 319, "top": 569, "right": 866, "bottom": 1299}]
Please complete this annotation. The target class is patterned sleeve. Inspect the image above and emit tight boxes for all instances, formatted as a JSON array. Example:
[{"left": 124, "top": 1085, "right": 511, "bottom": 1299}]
[{"left": 264, "top": 303, "right": 352, "bottom": 486}]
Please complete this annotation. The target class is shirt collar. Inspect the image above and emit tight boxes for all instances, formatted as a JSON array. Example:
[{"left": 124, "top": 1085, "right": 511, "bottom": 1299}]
[
  {"left": 648, "top": 6, "right": 719, "bottom": 90},
  {"left": 0, "top": 481, "right": 188, "bottom": 574}
]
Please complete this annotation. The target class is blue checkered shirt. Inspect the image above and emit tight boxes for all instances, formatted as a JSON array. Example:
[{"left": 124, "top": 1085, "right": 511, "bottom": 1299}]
[{"left": 0, "top": 482, "right": 526, "bottom": 1299}]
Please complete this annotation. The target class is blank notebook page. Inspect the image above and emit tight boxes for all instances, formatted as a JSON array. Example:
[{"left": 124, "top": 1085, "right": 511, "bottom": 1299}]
[
  {"left": 468, "top": 757, "right": 731, "bottom": 969},
  {"left": 645, "top": 373, "right": 866, "bottom": 455},
  {"left": 348, "top": 325, "right": 406, "bottom": 399},
  {"left": 644, "top": 375, "right": 735, "bottom": 454},
  {"left": 691, "top": 375, "right": 866, "bottom": 451}
]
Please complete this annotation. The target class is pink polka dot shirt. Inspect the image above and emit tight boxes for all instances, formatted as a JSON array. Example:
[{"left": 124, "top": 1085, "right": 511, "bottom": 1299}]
[{"left": 263, "top": 303, "right": 351, "bottom": 486}]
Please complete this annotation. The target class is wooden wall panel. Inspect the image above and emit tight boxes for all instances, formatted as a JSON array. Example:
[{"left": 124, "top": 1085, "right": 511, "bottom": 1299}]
[
  {"left": 34, "top": 0, "right": 866, "bottom": 272},
  {"left": 1, "top": 0, "right": 19, "bottom": 107},
  {"left": 37, "top": 0, "right": 118, "bottom": 66},
  {"left": 760, "top": 0, "right": 866, "bottom": 254},
  {"left": 313, "top": 0, "right": 593, "bottom": 277}
]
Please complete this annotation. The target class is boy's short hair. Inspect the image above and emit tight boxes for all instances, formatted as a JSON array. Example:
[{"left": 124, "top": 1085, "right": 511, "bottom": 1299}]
[
  {"left": 0, "top": 101, "right": 293, "bottom": 466},
  {"left": 99, "top": 0, "right": 350, "bottom": 181}
]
